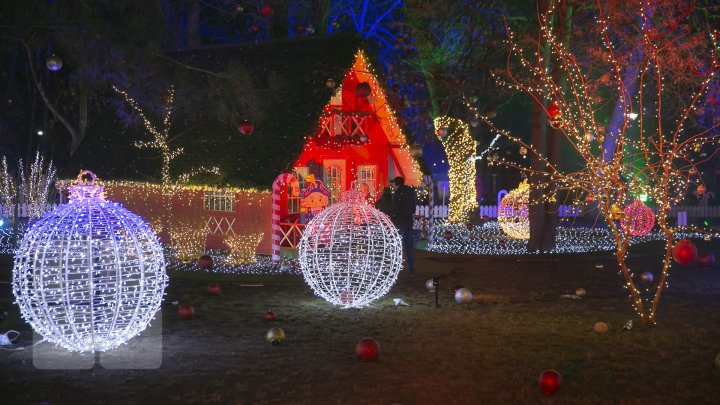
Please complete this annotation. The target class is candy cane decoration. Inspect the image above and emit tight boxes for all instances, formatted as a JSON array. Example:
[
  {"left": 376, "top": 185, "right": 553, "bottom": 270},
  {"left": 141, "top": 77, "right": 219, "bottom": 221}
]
[
  {"left": 271, "top": 173, "right": 299, "bottom": 260},
  {"left": 423, "top": 175, "right": 434, "bottom": 248}
]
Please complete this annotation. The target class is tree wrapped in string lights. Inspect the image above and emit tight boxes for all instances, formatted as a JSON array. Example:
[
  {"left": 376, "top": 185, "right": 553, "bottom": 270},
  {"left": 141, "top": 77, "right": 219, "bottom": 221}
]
[
  {"left": 471, "top": 1, "right": 720, "bottom": 324},
  {"left": 298, "top": 190, "right": 402, "bottom": 308},
  {"left": 12, "top": 171, "right": 167, "bottom": 352},
  {"left": 434, "top": 116, "right": 477, "bottom": 223}
]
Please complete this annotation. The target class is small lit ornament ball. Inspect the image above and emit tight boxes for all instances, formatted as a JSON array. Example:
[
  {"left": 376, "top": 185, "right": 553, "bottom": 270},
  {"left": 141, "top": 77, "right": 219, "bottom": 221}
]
[
  {"left": 641, "top": 271, "right": 654, "bottom": 283},
  {"left": 359, "top": 134, "right": 369, "bottom": 144},
  {"left": 519, "top": 146, "right": 528, "bottom": 156},
  {"left": 264, "top": 310, "right": 277, "bottom": 321},
  {"left": 238, "top": 120, "right": 254, "bottom": 136},
  {"left": 355, "top": 338, "right": 381, "bottom": 362},
  {"left": 46, "top": 54, "right": 63, "bottom": 71},
  {"left": 594, "top": 322, "right": 608, "bottom": 334},
  {"left": 672, "top": 239, "right": 698, "bottom": 265},
  {"left": 610, "top": 204, "right": 624, "bottom": 220},
  {"left": 409, "top": 143, "right": 423, "bottom": 158},
  {"left": 198, "top": 254, "right": 214, "bottom": 269},
  {"left": 454, "top": 288, "right": 472, "bottom": 304},
  {"left": 298, "top": 190, "right": 402, "bottom": 308},
  {"left": 698, "top": 252, "right": 716, "bottom": 269},
  {"left": 697, "top": 185, "right": 706, "bottom": 195},
  {"left": 207, "top": 282, "right": 221, "bottom": 296},
  {"left": 575, "top": 288, "right": 586, "bottom": 297},
  {"left": 425, "top": 278, "right": 436, "bottom": 292},
  {"left": 178, "top": 304, "right": 195, "bottom": 320},
  {"left": 584, "top": 131, "right": 595, "bottom": 142},
  {"left": 538, "top": 370, "right": 563, "bottom": 396},
  {"left": 621, "top": 199, "right": 655, "bottom": 236},
  {"left": 12, "top": 171, "right": 167, "bottom": 352},
  {"left": 266, "top": 327, "right": 285, "bottom": 345},
  {"left": 498, "top": 180, "right": 530, "bottom": 240}
]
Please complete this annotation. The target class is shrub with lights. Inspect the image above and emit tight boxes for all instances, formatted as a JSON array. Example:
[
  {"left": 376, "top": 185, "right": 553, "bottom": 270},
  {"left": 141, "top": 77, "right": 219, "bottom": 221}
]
[
  {"left": 298, "top": 190, "right": 402, "bottom": 308},
  {"left": 12, "top": 171, "right": 168, "bottom": 352}
]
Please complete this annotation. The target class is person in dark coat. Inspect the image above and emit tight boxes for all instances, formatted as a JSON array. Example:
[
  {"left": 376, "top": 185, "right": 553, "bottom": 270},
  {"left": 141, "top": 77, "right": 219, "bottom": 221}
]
[
  {"left": 375, "top": 186, "right": 393, "bottom": 217},
  {"left": 391, "top": 176, "right": 417, "bottom": 273}
]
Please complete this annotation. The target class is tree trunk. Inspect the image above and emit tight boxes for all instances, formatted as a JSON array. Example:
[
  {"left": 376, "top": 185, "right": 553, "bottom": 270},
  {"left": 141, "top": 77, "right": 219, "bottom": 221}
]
[{"left": 186, "top": 0, "right": 200, "bottom": 48}]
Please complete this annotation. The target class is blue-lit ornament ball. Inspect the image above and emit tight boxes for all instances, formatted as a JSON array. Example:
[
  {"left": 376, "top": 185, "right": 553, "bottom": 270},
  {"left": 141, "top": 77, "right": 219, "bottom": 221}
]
[
  {"left": 46, "top": 54, "right": 63, "bottom": 71},
  {"left": 641, "top": 271, "right": 654, "bottom": 283},
  {"left": 12, "top": 171, "right": 167, "bottom": 352}
]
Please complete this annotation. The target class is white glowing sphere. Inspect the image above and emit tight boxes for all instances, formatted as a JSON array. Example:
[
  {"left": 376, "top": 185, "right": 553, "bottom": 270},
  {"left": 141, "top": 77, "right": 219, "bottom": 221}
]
[
  {"left": 454, "top": 288, "right": 473, "bottom": 304},
  {"left": 298, "top": 190, "right": 402, "bottom": 308},
  {"left": 12, "top": 177, "right": 167, "bottom": 352}
]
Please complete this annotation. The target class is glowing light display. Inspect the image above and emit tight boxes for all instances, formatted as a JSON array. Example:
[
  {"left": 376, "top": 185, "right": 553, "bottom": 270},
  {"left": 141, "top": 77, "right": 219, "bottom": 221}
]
[
  {"left": 497, "top": 180, "right": 530, "bottom": 240},
  {"left": 621, "top": 200, "right": 655, "bottom": 236},
  {"left": 298, "top": 190, "right": 402, "bottom": 308},
  {"left": 12, "top": 171, "right": 167, "bottom": 352},
  {"left": 434, "top": 116, "right": 477, "bottom": 223}
]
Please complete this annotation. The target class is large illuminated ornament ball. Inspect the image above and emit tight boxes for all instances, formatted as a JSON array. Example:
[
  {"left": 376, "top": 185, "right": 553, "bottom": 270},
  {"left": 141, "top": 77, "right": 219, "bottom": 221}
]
[
  {"left": 620, "top": 199, "right": 655, "bottom": 236},
  {"left": 672, "top": 239, "right": 698, "bottom": 265},
  {"left": 497, "top": 180, "right": 530, "bottom": 240},
  {"left": 298, "top": 190, "right": 402, "bottom": 308},
  {"left": 12, "top": 171, "right": 167, "bottom": 352}
]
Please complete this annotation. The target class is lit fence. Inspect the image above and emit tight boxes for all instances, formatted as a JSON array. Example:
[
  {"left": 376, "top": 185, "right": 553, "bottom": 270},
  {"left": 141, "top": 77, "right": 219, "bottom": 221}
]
[
  {"left": 0, "top": 204, "right": 60, "bottom": 219},
  {"left": 415, "top": 204, "right": 720, "bottom": 220}
]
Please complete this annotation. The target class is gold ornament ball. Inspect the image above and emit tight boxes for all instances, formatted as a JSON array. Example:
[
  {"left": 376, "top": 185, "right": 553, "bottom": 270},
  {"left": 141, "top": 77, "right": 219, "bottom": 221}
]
[
  {"left": 594, "top": 322, "right": 608, "bottom": 334},
  {"left": 454, "top": 288, "right": 473, "bottom": 304},
  {"left": 519, "top": 146, "right": 528, "bottom": 156},
  {"left": 575, "top": 288, "right": 586, "bottom": 298},
  {"left": 266, "top": 327, "right": 285, "bottom": 345}
]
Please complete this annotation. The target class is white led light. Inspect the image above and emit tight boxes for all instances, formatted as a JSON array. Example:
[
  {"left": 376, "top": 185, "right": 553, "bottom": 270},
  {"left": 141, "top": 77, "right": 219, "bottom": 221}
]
[
  {"left": 12, "top": 171, "right": 167, "bottom": 352},
  {"left": 298, "top": 190, "right": 402, "bottom": 308}
]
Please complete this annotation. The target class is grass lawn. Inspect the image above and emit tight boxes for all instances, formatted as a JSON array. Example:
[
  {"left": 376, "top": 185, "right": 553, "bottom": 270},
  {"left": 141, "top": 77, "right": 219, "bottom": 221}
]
[{"left": 0, "top": 241, "right": 719, "bottom": 404}]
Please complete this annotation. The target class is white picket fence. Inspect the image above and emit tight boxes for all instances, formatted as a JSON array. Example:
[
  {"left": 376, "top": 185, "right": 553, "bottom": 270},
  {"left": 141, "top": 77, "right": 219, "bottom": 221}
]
[
  {"left": 0, "top": 203, "right": 59, "bottom": 218},
  {"left": 415, "top": 204, "right": 720, "bottom": 220}
]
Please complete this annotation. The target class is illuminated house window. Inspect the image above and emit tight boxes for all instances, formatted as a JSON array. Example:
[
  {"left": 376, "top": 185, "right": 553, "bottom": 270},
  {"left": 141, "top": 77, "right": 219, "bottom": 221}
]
[
  {"left": 289, "top": 167, "right": 308, "bottom": 213},
  {"left": 325, "top": 164, "right": 343, "bottom": 205},
  {"left": 357, "top": 165, "right": 377, "bottom": 199},
  {"left": 204, "top": 190, "right": 236, "bottom": 212}
]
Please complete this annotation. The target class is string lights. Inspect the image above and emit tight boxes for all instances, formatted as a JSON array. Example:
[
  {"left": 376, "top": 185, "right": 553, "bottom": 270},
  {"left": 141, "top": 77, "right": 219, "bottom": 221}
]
[
  {"left": 298, "top": 190, "right": 402, "bottom": 308},
  {"left": 226, "top": 232, "right": 265, "bottom": 265},
  {"left": 12, "top": 171, "right": 167, "bottom": 352},
  {"left": 497, "top": 180, "right": 530, "bottom": 240}
]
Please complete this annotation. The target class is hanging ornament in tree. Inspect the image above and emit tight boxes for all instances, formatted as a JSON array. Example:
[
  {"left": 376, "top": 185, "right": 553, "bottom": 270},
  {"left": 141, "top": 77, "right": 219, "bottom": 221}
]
[
  {"left": 689, "top": 167, "right": 697, "bottom": 175},
  {"left": 326, "top": 78, "right": 336, "bottom": 89},
  {"left": 46, "top": 54, "right": 63, "bottom": 71},
  {"left": 620, "top": 199, "right": 655, "bottom": 236},
  {"left": 672, "top": 239, "right": 698, "bottom": 265},
  {"left": 409, "top": 144, "right": 423, "bottom": 158},
  {"left": 584, "top": 132, "right": 595, "bottom": 142},
  {"left": 519, "top": 146, "right": 528, "bottom": 156},
  {"left": 238, "top": 120, "right": 254, "bottom": 136},
  {"left": 298, "top": 190, "right": 402, "bottom": 308},
  {"left": 498, "top": 180, "right": 530, "bottom": 240},
  {"left": 12, "top": 170, "right": 167, "bottom": 352},
  {"left": 697, "top": 185, "right": 706, "bottom": 195},
  {"left": 547, "top": 102, "right": 563, "bottom": 128},
  {"left": 260, "top": 5, "right": 274, "bottom": 16},
  {"left": 610, "top": 203, "right": 624, "bottom": 220},
  {"left": 355, "top": 82, "right": 371, "bottom": 98}
]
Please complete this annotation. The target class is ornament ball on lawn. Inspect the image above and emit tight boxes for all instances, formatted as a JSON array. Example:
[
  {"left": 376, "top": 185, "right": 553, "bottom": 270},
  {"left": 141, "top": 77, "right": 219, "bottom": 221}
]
[
  {"left": 355, "top": 338, "right": 381, "bottom": 362},
  {"left": 198, "top": 254, "right": 214, "bottom": 269},
  {"left": 538, "top": 370, "right": 563, "bottom": 396},
  {"left": 238, "top": 120, "right": 254, "bottom": 136},
  {"left": 698, "top": 252, "right": 716, "bottom": 269},
  {"left": 207, "top": 282, "right": 221, "bottom": 296},
  {"left": 264, "top": 310, "right": 277, "bottom": 321},
  {"left": 575, "top": 288, "right": 586, "bottom": 297},
  {"left": 672, "top": 239, "right": 698, "bottom": 265},
  {"left": 12, "top": 170, "right": 167, "bottom": 352},
  {"left": 178, "top": 304, "right": 195, "bottom": 320},
  {"left": 454, "top": 288, "right": 472, "bottom": 304},
  {"left": 298, "top": 190, "right": 402, "bottom": 308},
  {"left": 594, "top": 322, "right": 608, "bottom": 334},
  {"left": 266, "top": 327, "right": 285, "bottom": 345}
]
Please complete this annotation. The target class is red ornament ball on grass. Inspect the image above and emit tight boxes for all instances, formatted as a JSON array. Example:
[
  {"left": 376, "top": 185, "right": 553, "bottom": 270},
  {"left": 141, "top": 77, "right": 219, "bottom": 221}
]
[
  {"left": 198, "top": 254, "right": 213, "bottom": 269},
  {"left": 207, "top": 282, "right": 221, "bottom": 296},
  {"left": 698, "top": 252, "right": 716, "bottom": 269},
  {"left": 355, "top": 338, "right": 381, "bottom": 362},
  {"left": 264, "top": 310, "right": 277, "bottom": 321},
  {"left": 238, "top": 120, "right": 254, "bottom": 135},
  {"left": 178, "top": 304, "right": 194, "bottom": 320},
  {"left": 672, "top": 239, "right": 698, "bottom": 265},
  {"left": 538, "top": 370, "right": 563, "bottom": 396}
]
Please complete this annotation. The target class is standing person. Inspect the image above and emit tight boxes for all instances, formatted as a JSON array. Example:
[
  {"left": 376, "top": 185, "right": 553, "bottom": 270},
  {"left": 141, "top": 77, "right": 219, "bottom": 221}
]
[
  {"left": 391, "top": 176, "right": 417, "bottom": 274},
  {"left": 375, "top": 186, "right": 393, "bottom": 217}
]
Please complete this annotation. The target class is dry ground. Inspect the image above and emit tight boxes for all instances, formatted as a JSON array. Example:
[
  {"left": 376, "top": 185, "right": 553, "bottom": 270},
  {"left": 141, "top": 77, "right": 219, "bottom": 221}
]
[{"left": 1, "top": 241, "right": 720, "bottom": 404}]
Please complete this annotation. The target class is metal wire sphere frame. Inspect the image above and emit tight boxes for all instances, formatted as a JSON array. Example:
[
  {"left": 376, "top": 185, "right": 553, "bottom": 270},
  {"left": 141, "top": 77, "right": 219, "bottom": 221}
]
[
  {"left": 12, "top": 176, "right": 167, "bottom": 352},
  {"left": 298, "top": 190, "right": 403, "bottom": 308}
]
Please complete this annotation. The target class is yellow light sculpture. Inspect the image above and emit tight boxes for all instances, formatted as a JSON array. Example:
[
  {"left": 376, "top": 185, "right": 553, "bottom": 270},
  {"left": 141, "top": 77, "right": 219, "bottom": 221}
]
[
  {"left": 434, "top": 116, "right": 477, "bottom": 223},
  {"left": 498, "top": 180, "right": 530, "bottom": 240}
]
